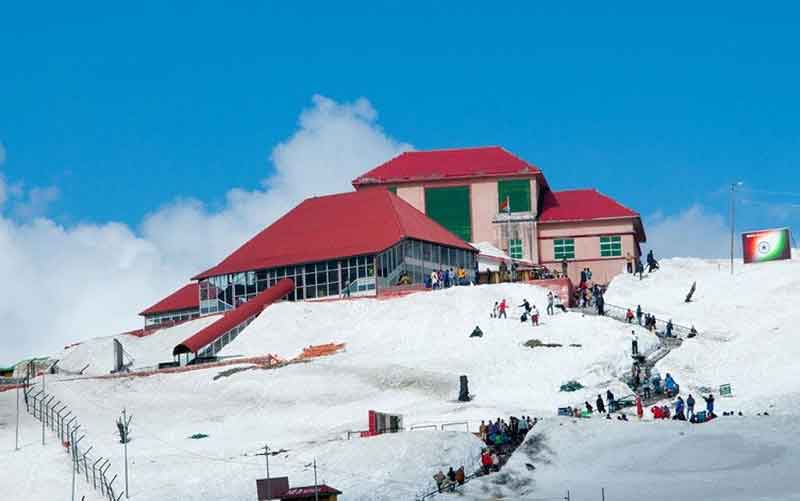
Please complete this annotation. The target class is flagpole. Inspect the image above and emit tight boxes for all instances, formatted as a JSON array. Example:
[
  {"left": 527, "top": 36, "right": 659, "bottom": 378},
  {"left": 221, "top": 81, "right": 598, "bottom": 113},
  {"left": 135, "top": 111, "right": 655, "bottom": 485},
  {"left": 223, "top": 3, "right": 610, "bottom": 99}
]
[{"left": 506, "top": 196, "right": 511, "bottom": 267}]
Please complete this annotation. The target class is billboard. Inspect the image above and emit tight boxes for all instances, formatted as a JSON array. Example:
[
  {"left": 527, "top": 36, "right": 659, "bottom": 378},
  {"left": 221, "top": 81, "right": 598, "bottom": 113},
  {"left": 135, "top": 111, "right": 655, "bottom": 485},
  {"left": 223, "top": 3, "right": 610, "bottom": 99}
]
[{"left": 742, "top": 228, "right": 792, "bottom": 264}]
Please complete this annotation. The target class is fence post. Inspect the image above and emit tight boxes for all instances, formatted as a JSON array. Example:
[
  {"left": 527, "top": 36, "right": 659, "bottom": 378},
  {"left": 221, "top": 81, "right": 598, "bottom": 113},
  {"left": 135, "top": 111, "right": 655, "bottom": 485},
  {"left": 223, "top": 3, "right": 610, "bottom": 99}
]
[
  {"left": 602, "top": 487, "right": 605, "bottom": 500},
  {"left": 92, "top": 457, "right": 103, "bottom": 490}
]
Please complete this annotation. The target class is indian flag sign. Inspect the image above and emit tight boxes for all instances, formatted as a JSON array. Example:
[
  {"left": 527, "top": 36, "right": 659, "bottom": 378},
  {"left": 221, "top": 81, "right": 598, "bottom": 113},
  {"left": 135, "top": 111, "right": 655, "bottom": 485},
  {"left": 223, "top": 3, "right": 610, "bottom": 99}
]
[{"left": 742, "top": 228, "right": 792, "bottom": 264}]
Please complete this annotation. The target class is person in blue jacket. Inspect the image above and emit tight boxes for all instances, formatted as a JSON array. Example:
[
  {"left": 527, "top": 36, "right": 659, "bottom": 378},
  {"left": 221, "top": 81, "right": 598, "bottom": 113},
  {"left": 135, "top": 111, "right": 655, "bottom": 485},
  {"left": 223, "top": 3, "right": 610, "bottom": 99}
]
[
  {"left": 686, "top": 394, "right": 696, "bottom": 418},
  {"left": 703, "top": 394, "right": 715, "bottom": 416},
  {"left": 674, "top": 396, "right": 686, "bottom": 420},
  {"left": 664, "top": 373, "right": 677, "bottom": 396}
]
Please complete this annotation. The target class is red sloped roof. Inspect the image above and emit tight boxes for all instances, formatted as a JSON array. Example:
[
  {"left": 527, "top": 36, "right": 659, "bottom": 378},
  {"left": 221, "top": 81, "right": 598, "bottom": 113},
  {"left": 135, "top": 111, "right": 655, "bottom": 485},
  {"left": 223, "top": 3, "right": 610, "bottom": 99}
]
[
  {"left": 193, "top": 190, "right": 474, "bottom": 280},
  {"left": 538, "top": 189, "right": 639, "bottom": 223},
  {"left": 352, "top": 146, "right": 543, "bottom": 186},
  {"left": 173, "top": 278, "right": 294, "bottom": 356},
  {"left": 139, "top": 283, "right": 199, "bottom": 316},
  {"left": 279, "top": 485, "right": 342, "bottom": 498}
]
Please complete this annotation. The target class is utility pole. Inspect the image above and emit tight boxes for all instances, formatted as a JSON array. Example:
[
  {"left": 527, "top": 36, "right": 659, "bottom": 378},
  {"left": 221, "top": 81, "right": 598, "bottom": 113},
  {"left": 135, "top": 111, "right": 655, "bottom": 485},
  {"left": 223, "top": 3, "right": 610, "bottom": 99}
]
[
  {"left": 730, "top": 181, "right": 743, "bottom": 275},
  {"left": 15, "top": 384, "right": 20, "bottom": 451},
  {"left": 263, "top": 445, "right": 271, "bottom": 500},
  {"left": 314, "top": 459, "right": 319, "bottom": 501},
  {"left": 120, "top": 408, "right": 132, "bottom": 499}
]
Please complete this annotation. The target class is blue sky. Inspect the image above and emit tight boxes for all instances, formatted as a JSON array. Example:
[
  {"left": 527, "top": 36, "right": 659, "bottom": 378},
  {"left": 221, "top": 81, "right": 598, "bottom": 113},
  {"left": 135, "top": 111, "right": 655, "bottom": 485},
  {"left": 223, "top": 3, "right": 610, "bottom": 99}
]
[
  {"left": 3, "top": 2, "right": 800, "bottom": 363},
  {"left": 2, "top": 2, "right": 799, "bottom": 238}
]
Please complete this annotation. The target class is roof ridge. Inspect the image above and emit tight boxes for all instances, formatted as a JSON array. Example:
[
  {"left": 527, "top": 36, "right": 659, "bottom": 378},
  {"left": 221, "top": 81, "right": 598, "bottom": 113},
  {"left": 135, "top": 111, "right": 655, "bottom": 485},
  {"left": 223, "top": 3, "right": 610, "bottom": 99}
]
[
  {"left": 404, "top": 145, "right": 501, "bottom": 153},
  {"left": 385, "top": 190, "right": 410, "bottom": 238}
]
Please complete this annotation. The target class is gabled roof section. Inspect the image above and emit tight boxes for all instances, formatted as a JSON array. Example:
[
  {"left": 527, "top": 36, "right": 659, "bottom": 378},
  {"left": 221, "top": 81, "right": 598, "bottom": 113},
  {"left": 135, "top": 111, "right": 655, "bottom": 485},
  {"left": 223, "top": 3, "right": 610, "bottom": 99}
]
[
  {"left": 139, "top": 283, "right": 199, "bottom": 316},
  {"left": 538, "top": 189, "right": 639, "bottom": 223},
  {"left": 352, "top": 146, "right": 545, "bottom": 187},
  {"left": 193, "top": 190, "right": 474, "bottom": 280}
]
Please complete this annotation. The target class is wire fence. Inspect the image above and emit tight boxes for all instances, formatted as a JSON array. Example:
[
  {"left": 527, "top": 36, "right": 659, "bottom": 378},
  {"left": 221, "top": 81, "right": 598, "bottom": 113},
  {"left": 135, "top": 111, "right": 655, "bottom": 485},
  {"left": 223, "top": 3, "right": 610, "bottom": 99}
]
[{"left": 22, "top": 371, "right": 124, "bottom": 501}]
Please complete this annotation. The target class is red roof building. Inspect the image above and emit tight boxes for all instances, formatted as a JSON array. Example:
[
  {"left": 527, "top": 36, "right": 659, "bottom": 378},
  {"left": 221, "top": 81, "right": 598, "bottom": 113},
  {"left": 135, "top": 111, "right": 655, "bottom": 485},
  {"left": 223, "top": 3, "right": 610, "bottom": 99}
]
[
  {"left": 139, "top": 283, "right": 200, "bottom": 328},
  {"left": 192, "top": 189, "right": 477, "bottom": 314},
  {"left": 352, "top": 146, "right": 546, "bottom": 187},
  {"left": 351, "top": 147, "right": 646, "bottom": 285}
]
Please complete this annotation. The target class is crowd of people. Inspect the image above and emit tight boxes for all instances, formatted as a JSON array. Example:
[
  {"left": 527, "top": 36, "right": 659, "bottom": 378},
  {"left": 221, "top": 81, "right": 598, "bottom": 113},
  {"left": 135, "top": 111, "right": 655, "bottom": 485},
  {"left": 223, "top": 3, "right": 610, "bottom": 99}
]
[
  {"left": 491, "top": 291, "right": 568, "bottom": 326},
  {"left": 651, "top": 393, "right": 716, "bottom": 423},
  {"left": 433, "top": 415, "right": 537, "bottom": 493},
  {"left": 425, "top": 267, "right": 470, "bottom": 289}
]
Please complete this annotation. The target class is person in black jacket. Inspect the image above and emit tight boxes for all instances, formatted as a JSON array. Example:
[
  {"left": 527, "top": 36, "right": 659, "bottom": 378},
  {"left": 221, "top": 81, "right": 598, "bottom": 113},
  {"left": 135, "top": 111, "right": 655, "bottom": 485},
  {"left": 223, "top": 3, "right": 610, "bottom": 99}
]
[{"left": 596, "top": 394, "right": 606, "bottom": 414}]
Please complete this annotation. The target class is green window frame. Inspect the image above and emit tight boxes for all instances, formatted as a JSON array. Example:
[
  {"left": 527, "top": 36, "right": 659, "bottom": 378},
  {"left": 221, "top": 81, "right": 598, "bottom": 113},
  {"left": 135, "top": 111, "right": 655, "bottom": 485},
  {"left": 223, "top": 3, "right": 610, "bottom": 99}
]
[
  {"left": 497, "top": 179, "right": 532, "bottom": 213},
  {"left": 424, "top": 186, "right": 472, "bottom": 241},
  {"left": 509, "top": 239, "right": 523, "bottom": 259},
  {"left": 554, "top": 238, "right": 575, "bottom": 260},
  {"left": 388, "top": 186, "right": 397, "bottom": 194},
  {"left": 600, "top": 235, "right": 622, "bottom": 257}
]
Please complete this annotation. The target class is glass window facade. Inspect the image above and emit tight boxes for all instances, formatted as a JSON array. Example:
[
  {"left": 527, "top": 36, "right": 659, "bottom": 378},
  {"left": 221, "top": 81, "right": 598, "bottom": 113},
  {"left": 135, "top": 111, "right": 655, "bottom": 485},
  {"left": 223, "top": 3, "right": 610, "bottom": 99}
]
[
  {"left": 198, "top": 239, "right": 477, "bottom": 315},
  {"left": 600, "top": 235, "right": 622, "bottom": 257},
  {"left": 497, "top": 179, "right": 532, "bottom": 213},
  {"left": 376, "top": 239, "right": 476, "bottom": 288},
  {"left": 144, "top": 309, "right": 200, "bottom": 327},
  {"left": 509, "top": 239, "right": 523, "bottom": 259},
  {"left": 554, "top": 238, "right": 575, "bottom": 260}
]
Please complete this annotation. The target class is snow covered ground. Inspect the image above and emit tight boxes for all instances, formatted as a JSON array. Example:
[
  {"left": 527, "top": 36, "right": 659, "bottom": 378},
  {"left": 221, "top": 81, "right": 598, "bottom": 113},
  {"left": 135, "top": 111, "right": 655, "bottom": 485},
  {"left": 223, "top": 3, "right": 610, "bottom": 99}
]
[
  {"left": 3, "top": 256, "right": 800, "bottom": 500},
  {"left": 604, "top": 256, "right": 800, "bottom": 414}
]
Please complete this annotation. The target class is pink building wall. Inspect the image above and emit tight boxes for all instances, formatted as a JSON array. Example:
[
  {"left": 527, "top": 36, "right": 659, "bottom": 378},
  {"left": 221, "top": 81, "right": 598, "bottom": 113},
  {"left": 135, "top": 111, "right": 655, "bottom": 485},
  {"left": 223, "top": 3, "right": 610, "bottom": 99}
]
[{"left": 538, "top": 219, "right": 639, "bottom": 284}]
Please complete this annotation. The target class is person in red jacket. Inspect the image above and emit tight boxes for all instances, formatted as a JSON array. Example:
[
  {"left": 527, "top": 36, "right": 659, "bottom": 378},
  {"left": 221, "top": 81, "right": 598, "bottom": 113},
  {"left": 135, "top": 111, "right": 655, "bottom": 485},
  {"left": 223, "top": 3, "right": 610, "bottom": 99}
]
[
  {"left": 498, "top": 299, "right": 507, "bottom": 319},
  {"left": 481, "top": 449, "right": 493, "bottom": 474},
  {"left": 636, "top": 395, "right": 644, "bottom": 419}
]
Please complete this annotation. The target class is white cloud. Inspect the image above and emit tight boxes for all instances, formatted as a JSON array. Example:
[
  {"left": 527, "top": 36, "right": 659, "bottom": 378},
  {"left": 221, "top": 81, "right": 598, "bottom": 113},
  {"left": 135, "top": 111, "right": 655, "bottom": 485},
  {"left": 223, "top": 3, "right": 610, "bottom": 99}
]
[
  {"left": 644, "top": 205, "right": 731, "bottom": 259},
  {"left": 0, "top": 95, "right": 412, "bottom": 366}
]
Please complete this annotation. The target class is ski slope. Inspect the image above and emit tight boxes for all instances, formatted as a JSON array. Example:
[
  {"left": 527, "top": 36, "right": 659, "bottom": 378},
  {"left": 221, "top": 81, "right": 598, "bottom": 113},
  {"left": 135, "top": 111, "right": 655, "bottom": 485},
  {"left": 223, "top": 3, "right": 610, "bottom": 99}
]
[
  {"left": 4, "top": 256, "right": 800, "bottom": 500},
  {"left": 2, "top": 283, "right": 652, "bottom": 501},
  {"left": 604, "top": 256, "right": 800, "bottom": 413}
]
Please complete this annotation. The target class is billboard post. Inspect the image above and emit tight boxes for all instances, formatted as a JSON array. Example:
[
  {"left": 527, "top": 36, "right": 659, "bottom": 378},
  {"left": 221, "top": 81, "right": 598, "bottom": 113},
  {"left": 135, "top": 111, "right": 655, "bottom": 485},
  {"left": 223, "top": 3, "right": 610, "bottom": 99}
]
[{"left": 741, "top": 228, "right": 792, "bottom": 264}]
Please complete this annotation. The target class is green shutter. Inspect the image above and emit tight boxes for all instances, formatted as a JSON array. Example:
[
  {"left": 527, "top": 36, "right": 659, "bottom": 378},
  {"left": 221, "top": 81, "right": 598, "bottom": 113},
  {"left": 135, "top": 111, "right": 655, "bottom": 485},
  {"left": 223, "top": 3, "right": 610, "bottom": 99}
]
[
  {"left": 388, "top": 186, "right": 397, "bottom": 194},
  {"left": 600, "top": 236, "right": 622, "bottom": 257},
  {"left": 424, "top": 186, "right": 472, "bottom": 241},
  {"left": 554, "top": 238, "right": 575, "bottom": 260},
  {"left": 509, "top": 239, "right": 523, "bottom": 259},
  {"left": 497, "top": 179, "right": 531, "bottom": 213}
]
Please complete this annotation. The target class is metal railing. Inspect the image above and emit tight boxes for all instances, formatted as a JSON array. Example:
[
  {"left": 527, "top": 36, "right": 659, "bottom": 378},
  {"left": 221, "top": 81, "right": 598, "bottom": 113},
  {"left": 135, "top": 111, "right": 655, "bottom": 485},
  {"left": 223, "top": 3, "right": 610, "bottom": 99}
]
[
  {"left": 573, "top": 302, "right": 696, "bottom": 338},
  {"left": 23, "top": 373, "right": 124, "bottom": 501}
]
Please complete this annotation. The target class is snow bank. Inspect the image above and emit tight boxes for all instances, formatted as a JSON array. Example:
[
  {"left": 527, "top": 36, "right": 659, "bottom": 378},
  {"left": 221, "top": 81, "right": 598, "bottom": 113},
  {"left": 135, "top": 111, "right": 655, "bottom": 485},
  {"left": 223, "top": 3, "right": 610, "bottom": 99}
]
[
  {"left": 465, "top": 416, "right": 800, "bottom": 501},
  {"left": 56, "top": 315, "right": 220, "bottom": 375},
  {"left": 604, "top": 257, "right": 800, "bottom": 411}
]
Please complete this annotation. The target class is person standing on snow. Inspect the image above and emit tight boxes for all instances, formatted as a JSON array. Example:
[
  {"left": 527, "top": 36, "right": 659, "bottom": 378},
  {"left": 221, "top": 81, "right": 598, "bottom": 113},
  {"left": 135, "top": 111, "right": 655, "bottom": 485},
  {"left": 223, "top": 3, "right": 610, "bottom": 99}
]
[
  {"left": 636, "top": 395, "right": 644, "bottom": 419},
  {"left": 491, "top": 301, "right": 499, "bottom": 318},
  {"left": 631, "top": 330, "right": 639, "bottom": 356},
  {"left": 531, "top": 305, "right": 540, "bottom": 326},
  {"left": 636, "top": 305, "right": 643, "bottom": 325},
  {"left": 430, "top": 270, "right": 439, "bottom": 289},
  {"left": 626, "top": 308, "right": 635, "bottom": 323},
  {"left": 498, "top": 299, "right": 507, "bottom": 319},
  {"left": 596, "top": 394, "right": 606, "bottom": 414},
  {"left": 606, "top": 390, "right": 616, "bottom": 412},
  {"left": 687, "top": 394, "right": 696, "bottom": 418},
  {"left": 703, "top": 394, "right": 715, "bottom": 416},
  {"left": 546, "top": 292, "right": 554, "bottom": 315}
]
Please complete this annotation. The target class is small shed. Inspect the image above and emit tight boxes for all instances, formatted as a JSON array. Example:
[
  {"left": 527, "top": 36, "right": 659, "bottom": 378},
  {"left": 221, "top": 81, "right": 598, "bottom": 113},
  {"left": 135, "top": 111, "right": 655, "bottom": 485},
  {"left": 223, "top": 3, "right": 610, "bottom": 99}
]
[
  {"left": 256, "top": 477, "right": 290, "bottom": 500},
  {"left": 279, "top": 485, "right": 342, "bottom": 501}
]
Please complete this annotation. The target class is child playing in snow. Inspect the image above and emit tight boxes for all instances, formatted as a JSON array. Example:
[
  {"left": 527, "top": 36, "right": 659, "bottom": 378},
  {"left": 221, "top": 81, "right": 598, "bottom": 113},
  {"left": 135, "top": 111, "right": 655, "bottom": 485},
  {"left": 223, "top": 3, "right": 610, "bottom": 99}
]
[{"left": 531, "top": 305, "right": 539, "bottom": 326}]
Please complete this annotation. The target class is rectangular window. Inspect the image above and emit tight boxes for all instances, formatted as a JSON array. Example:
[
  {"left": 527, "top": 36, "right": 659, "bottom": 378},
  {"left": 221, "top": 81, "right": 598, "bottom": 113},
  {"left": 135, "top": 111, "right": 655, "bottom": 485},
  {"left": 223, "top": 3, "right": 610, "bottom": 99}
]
[
  {"left": 388, "top": 186, "right": 397, "bottom": 194},
  {"left": 554, "top": 238, "right": 575, "bottom": 260},
  {"left": 509, "top": 239, "right": 523, "bottom": 259},
  {"left": 424, "top": 186, "right": 472, "bottom": 241},
  {"left": 600, "top": 235, "right": 623, "bottom": 257},
  {"left": 497, "top": 179, "right": 532, "bottom": 213}
]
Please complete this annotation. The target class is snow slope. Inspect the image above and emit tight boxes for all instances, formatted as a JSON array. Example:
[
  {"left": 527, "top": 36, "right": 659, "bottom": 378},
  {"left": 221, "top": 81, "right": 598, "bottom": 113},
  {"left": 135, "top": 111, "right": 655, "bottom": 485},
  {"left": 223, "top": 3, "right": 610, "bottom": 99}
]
[
  {"left": 6, "top": 256, "right": 800, "bottom": 501},
  {"left": 57, "top": 315, "right": 220, "bottom": 375},
  {"left": 2, "top": 283, "right": 654, "bottom": 501},
  {"left": 604, "top": 256, "right": 800, "bottom": 412},
  {"left": 464, "top": 415, "right": 800, "bottom": 501}
]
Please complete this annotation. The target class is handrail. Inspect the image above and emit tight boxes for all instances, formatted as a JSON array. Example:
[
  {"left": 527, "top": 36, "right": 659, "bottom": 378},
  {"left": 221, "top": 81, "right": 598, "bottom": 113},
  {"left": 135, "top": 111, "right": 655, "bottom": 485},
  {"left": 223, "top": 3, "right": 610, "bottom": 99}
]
[{"left": 573, "top": 302, "right": 696, "bottom": 338}]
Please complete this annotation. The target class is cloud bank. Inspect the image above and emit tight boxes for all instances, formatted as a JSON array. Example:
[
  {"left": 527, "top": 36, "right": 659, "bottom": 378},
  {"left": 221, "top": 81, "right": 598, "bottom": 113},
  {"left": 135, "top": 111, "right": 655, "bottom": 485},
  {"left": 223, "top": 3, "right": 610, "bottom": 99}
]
[
  {"left": 0, "top": 95, "right": 411, "bottom": 366},
  {"left": 644, "top": 205, "right": 731, "bottom": 259}
]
